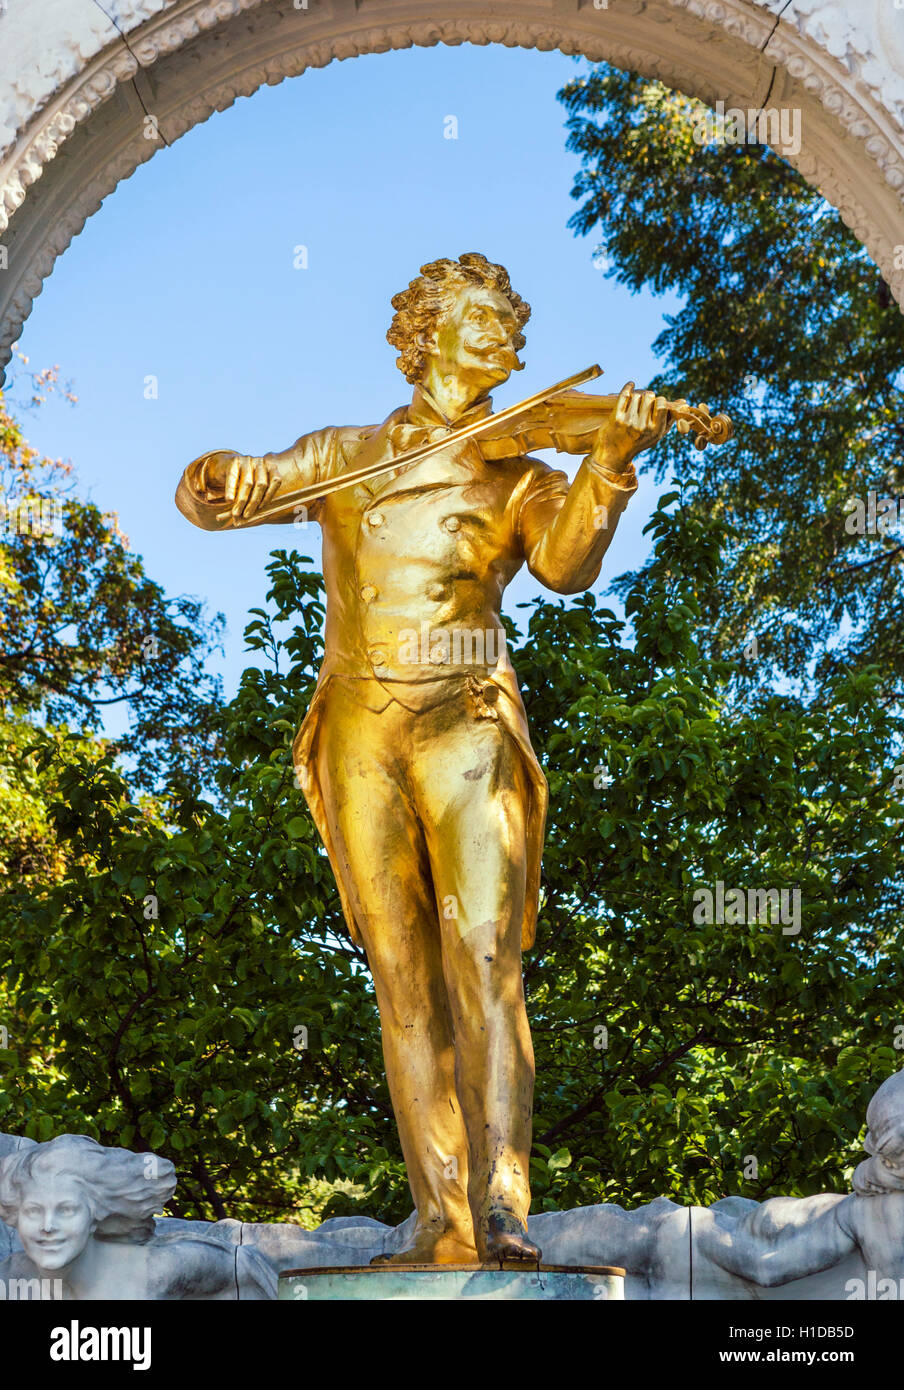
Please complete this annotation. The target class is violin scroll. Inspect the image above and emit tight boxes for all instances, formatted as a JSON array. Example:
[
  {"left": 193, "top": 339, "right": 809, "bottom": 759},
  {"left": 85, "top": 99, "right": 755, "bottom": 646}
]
[
  {"left": 704, "top": 412, "right": 734, "bottom": 448},
  {"left": 669, "top": 400, "right": 734, "bottom": 451}
]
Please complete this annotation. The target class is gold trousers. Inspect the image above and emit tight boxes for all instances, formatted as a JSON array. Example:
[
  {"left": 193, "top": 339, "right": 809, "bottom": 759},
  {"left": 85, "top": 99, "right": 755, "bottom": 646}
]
[{"left": 315, "top": 675, "right": 535, "bottom": 1248}]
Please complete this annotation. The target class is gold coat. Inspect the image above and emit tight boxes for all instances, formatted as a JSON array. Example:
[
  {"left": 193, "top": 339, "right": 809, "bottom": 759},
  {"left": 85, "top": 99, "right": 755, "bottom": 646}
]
[{"left": 175, "top": 385, "right": 638, "bottom": 950}]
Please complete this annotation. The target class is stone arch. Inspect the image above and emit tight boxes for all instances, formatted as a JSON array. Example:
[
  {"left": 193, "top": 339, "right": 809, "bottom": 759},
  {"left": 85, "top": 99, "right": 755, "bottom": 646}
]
[{"left": 1, "top": 0, "right": 903, "bottom": 382}]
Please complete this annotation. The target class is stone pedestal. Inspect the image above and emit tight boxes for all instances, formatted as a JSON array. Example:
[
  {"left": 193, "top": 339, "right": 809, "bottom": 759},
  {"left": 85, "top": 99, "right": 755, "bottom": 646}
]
[{"left": 277, "top": 1263, "right": 625, "bottom": 1301}]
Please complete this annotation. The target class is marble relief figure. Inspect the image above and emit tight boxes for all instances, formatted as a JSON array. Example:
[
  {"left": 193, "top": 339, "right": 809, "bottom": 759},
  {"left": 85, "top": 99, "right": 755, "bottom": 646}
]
[
  {"left": 2, "top": 1073, "right": 904, "bottom": 1300},
  {"left": 0, "top": 1135, "right": 274, "bottom": 1300}
]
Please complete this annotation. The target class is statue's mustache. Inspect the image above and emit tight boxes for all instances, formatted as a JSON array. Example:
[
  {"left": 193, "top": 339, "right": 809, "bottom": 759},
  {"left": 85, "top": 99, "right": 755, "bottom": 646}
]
[{"left": 470, "top": 343, "right": 521, "bottom": 369}]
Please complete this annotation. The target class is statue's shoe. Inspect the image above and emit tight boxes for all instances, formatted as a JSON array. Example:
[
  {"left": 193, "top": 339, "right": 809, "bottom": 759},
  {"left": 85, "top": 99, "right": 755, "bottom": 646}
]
[
  {"left": 479, "top": 1209, "right": 542, "bottom": 1266},
  {"left": 370, "top": 1228, "right": 478, "bottom": 1267}
]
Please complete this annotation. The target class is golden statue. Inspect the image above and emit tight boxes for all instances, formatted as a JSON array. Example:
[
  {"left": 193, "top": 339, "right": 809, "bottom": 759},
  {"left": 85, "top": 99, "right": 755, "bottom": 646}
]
[{"left": 175, "top": 253, "right": 731, "bottom": 1267}]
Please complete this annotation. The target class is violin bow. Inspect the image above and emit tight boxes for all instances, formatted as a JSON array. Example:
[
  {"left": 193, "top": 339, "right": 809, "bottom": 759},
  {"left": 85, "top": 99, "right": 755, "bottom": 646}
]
[
  {"left": 216, "top": 364, "right": 732, "bottom": 526},
  {"left": 217, "top": 365, "right": 601, "bottom": 525}
]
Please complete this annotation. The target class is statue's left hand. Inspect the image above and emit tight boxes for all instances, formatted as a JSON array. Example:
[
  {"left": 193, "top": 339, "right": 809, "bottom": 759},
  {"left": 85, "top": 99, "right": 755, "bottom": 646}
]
[{"left": 593, "top": 382, "right": 673, "bottom": 469}]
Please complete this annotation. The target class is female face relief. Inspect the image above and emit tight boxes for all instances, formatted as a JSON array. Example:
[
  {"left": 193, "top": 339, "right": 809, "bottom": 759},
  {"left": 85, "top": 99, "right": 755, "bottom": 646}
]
[{"left": 16, "top": 1175, "right": 94, "bottom": 1270}]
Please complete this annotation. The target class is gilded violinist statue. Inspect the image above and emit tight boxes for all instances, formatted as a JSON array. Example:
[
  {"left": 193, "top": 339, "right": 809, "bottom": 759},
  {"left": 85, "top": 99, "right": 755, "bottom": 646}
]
[{"left": 175, "top": 253, "right": 731, "bottom": 1267}]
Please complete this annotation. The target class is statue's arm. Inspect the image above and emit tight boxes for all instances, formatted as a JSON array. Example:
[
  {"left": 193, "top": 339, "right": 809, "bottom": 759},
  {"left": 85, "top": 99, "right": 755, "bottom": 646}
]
[
  {"left": 152, "top": 1236, "right": 254, "bottom": 1301},
  {"left": 515, "top": 447, "right": 638, "bottom": 594},
  {"left": 516, "top": 382, "right": 689, "bottom": 592},
  {"left": 699, "top": 1194, "right": 855, "bottom": 1287},
  {"left": 174, "top": 426, "right": 346, "bottom": 531}
]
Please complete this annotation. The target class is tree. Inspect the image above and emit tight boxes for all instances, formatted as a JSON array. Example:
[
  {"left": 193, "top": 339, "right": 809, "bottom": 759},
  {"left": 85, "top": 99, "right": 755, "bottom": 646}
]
[
  {"left": 522, "top": 493, "right": 904, "bottom": 1207},
  {"left": 0, "top": 375, "right": 231, "bottom": 1170},
  {"left": 558, "top": 66, "right": 904, "bottom": 703},
  {"left": 1, "top": 551, "right": 394, "bottom": 1222},
  {"left": 0, "top": 371, "right": 224, "bottom": 793},
  {"left": 4, "top": 498, "right": 901, "bottom": 1219}
]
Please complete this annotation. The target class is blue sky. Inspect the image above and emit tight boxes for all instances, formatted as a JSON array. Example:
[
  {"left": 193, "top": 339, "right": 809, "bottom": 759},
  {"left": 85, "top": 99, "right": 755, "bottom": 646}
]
[{"left": 12, "top": 41, "right": 679, "bottom": 701}]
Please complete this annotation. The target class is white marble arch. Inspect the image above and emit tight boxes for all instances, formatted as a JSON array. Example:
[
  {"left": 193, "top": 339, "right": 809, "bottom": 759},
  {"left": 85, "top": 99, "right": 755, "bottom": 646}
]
[{"left": 0, "top": 0, "right": 903, "bottom": 383}]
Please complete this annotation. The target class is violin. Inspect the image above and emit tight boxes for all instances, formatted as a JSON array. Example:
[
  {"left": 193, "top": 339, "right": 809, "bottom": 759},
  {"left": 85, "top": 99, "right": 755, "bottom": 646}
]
[{"left": 477, "top": 379, "right": 734, "bottom": 461}]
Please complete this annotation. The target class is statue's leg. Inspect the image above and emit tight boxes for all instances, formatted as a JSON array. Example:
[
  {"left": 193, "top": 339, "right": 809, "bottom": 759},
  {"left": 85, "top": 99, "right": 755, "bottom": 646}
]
[
  {"left": 315, "top": 682, "right": 476, "bottom": 1263},
  {"left": 410, "top": 697, "right": 540, "bottom": 1264}
]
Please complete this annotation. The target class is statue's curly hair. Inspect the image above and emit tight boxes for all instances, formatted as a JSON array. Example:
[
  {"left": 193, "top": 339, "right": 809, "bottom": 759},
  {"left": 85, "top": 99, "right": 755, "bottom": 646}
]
[
  {"left": 387, "top": 253, "right": 531, "bottom": 384},
  {"left": 0, "top": 1135, "right": 176, "bottom": 1244}
]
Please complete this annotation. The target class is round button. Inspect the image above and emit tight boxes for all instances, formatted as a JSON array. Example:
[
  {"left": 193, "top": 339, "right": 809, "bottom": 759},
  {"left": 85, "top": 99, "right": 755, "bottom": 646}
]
[
  {"left": 369, "top": 648, "right": 387, "bottom": 667},
  {"left": 367, "top": 512, "right": 385, "bottom": 528},
  {"left": 426, "top": 581, "right": 446, "bottom": 601},
  {"left": 443, "top": 516, "right": 461, "bottom": 533},
  {"left": 360, "top": 584, "right": 377, "bottom": 602}
]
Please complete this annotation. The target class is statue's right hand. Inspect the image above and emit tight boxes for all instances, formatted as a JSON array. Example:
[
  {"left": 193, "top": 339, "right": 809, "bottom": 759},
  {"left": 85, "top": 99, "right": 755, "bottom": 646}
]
[{"left": 223, "top": 454, "right": 283, "bottom": 521}]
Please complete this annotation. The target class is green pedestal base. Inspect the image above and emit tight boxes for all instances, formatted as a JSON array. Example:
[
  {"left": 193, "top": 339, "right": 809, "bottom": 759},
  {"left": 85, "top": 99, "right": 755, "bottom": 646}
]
[{"left": 278, "top": 1263, "right": 624, "bottom": 1301}]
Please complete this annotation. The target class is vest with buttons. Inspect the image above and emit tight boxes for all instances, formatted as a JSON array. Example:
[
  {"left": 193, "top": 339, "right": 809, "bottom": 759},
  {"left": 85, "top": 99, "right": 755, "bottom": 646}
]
[{"left": 318, "top": 430, "right": 528, "bottom": 686}]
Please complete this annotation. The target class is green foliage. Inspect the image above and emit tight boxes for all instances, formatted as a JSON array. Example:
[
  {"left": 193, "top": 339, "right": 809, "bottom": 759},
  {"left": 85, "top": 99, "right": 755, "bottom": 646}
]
[
  {"left": 0, "top": 383, "right": 382, "bottom": 1221},
  {"left": 0, "top": 553, "right": 396, "bottom": 1221},
  {"left": 3, "top": 497, "right": 901, "bottom": 1218},
  {"left": 0, "top": 377, "right": 224, "bottom": 791},
  {"left": 559, "top": 66, "right": 904, "bottom": 701},
  {"left": 522, "top": 492, "right": 904, "bottom": 1207}
]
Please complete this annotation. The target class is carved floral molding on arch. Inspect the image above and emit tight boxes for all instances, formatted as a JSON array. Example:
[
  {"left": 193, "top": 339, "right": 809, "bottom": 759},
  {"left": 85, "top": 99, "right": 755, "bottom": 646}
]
[
  {"left": 0, "top": 0, "right": 902, "bottom": 376},
  {"left": 788, "top": 0, "right": 904, "bottom": 122},
  {"left": 1, "top": 2, "right": 903, "bottom": 220}
]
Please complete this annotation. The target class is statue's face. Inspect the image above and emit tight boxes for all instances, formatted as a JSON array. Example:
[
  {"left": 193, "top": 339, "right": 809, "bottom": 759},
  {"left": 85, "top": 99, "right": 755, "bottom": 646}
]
[
  {"left": 16, "top": 1176, "right": 95, "bottom": 1270},
  {"left": 427, "top": 284, "right": 520, "bottom": 394}
]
